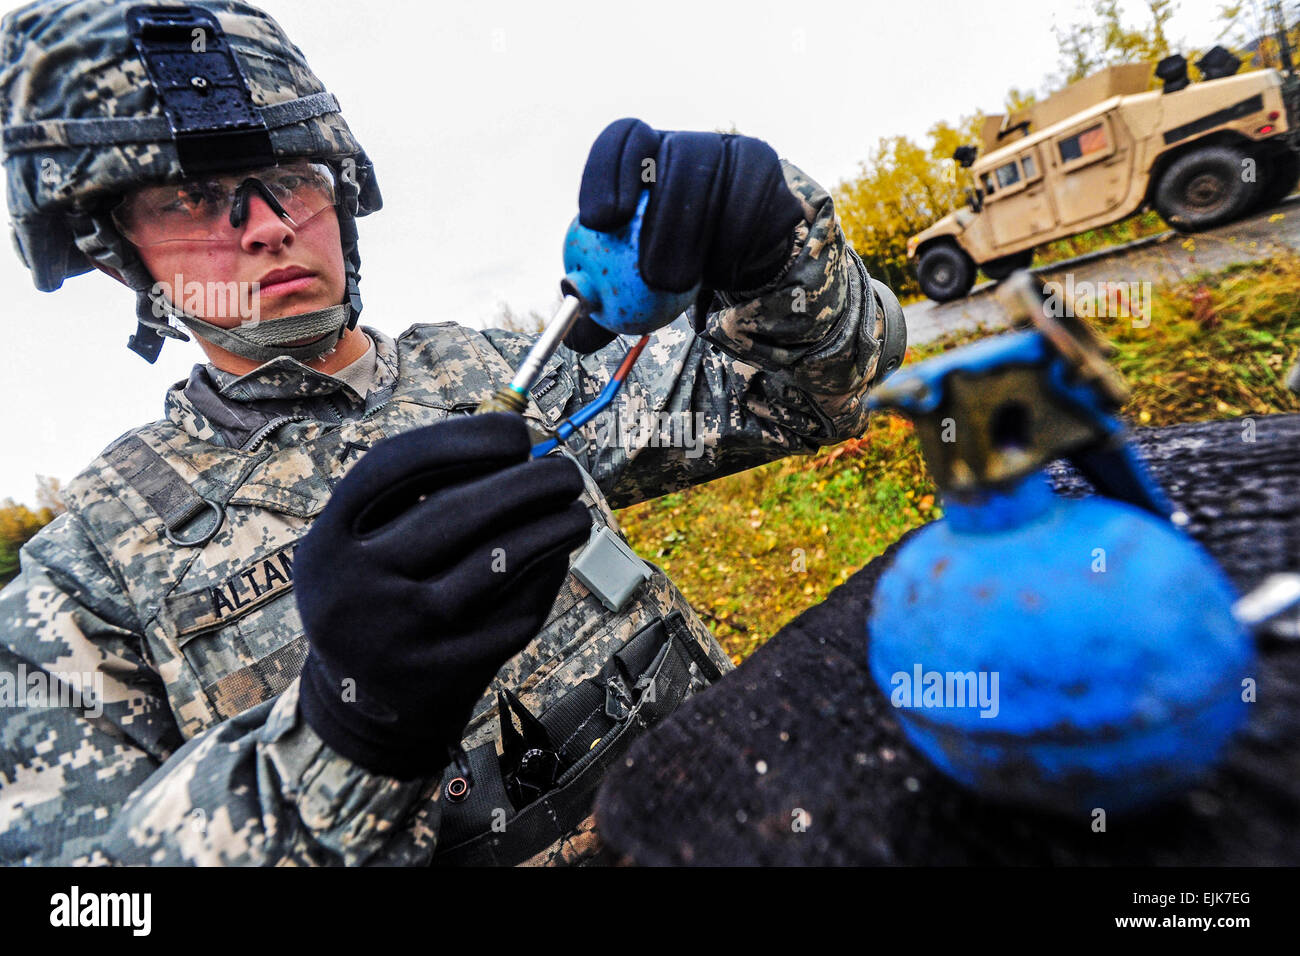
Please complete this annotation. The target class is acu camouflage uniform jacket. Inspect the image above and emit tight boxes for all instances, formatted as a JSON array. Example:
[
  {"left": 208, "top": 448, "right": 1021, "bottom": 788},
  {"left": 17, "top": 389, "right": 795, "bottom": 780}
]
[{"left": 0, "top": 163, "right": 888, "bottom": 865}]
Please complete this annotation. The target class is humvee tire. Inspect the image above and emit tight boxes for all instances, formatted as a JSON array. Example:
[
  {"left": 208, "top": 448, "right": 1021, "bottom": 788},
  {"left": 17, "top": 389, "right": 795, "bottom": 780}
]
[
  {"left": 1254, "top": 147, "right": 1300, "bottom": 210},
  {"left": 1154, "top": 144, "right": 1261, "bottom": 232},
  {"left": 980, "top": 249, "right": 1035, "bottom": 281},
  {"left": 916, "top": 242, "right": 976, "bottom": 302}
]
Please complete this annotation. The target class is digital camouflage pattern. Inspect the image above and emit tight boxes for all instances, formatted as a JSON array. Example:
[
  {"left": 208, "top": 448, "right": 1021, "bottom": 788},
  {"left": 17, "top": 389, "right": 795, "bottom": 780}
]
[{"left": 0, "top": 147, "right": 890, "bottom": 863}]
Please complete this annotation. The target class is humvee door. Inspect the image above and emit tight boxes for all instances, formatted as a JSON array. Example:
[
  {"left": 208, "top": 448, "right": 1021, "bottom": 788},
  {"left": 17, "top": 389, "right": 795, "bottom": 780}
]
[
  {"left": 982, "top": 146, "right": 1058, "bottom": 248},
  {"left": 1051, "top": 115, "right": 1130, "bottom": 226}
]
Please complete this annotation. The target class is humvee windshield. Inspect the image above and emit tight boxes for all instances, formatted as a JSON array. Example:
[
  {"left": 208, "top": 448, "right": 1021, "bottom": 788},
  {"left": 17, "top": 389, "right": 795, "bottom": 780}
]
[{"left": 982, "top": 155, "right": 1038, "bottom": 195}]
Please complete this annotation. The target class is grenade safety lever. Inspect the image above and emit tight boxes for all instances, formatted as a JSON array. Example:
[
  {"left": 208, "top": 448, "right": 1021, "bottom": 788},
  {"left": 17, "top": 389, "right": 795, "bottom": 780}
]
[{"left": 869, "top": 270, "right": 1176, "bottom": 519}]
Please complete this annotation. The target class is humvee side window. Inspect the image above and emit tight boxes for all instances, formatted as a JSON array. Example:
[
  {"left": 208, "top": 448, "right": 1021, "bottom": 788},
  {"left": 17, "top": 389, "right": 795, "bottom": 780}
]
[
  {"left": 1021, "top": 154, "right": 1038, "bottom": 179},
  {"left": 1058, "top": 123, "right": 1109, "bottom": 163},
  {"left": 995, "top": 161, "right": 1021, "bottom": 189},
  {"left": 981, "top": 172, "right": 997, "bottom": 194}
]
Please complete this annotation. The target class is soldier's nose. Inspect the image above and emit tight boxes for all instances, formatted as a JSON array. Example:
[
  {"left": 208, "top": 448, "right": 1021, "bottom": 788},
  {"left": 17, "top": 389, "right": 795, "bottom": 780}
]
[{"left": 239, "top": 194, "right": 294, "bottom": 253}]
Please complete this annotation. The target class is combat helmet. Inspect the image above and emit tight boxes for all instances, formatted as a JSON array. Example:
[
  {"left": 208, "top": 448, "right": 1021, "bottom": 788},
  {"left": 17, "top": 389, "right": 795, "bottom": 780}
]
[{"left": 0, "top": 0, "right": 382, "bottom": 362}]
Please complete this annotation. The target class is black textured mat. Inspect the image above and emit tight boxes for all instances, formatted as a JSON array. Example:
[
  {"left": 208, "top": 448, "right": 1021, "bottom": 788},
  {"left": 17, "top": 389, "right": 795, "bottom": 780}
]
[{"left": 594, "top": 414, "right": 1300, "bottom": 865}]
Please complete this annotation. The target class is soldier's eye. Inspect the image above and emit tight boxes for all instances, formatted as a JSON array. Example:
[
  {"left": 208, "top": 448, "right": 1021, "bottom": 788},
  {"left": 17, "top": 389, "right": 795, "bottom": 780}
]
[
  {"left": 164, "top": 193, "right": 201, "bottom": 216},
  {"left": 154, "top": 197, "right": 192, "bottom": 217},
  {"left": 158, "top": 186, "right": 227, "bottom": 220},
  {"left": 270, "top": 167, "right": 333, "bottom": 200}
]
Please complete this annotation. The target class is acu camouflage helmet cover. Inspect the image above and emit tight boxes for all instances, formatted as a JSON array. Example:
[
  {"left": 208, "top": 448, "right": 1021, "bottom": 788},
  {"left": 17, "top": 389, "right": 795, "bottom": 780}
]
[{"left": 0, "top": 0, "right": 382, "bottom": 359}]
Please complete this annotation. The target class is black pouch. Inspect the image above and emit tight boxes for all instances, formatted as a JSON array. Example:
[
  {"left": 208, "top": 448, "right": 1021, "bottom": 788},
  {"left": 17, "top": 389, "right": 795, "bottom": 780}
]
[{"left": 432, "top": 610, "right": 718, "bottom": 866}]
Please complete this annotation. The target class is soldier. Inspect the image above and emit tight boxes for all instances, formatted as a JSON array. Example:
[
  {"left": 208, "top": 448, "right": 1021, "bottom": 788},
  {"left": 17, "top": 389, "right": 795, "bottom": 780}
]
[{"left": 0, "top": 0, "right": 906, "bottom": 865}]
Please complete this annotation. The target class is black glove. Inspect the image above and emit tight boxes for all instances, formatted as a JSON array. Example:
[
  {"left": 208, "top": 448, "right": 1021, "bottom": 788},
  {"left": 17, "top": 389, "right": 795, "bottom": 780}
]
[
  {"left": 295, "top": 413, "right": 593, "bottom": 780},
  {"left": 564, "top": 117, "right": 806, "bottom": 354}
]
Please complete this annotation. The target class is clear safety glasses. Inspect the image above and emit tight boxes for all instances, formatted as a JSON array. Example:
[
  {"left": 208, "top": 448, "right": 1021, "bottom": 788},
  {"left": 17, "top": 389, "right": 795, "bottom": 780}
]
[{"left": 110, "top": 161, "right": 339, "bottom": 246}]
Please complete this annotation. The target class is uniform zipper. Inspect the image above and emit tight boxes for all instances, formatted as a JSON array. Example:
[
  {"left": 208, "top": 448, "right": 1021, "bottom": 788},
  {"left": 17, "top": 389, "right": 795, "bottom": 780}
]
[{"left": 241, "top": 414, "right": 311, "bottom": 453}]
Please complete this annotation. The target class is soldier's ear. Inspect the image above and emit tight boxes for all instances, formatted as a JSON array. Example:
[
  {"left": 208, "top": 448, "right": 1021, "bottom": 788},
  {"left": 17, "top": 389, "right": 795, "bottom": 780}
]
[{"left": 90, "top": 260, "right": 128, "bottom": 286}]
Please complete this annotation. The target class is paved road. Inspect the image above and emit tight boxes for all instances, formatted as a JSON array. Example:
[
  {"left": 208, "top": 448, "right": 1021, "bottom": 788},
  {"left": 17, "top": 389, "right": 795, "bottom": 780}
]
[{"left": 903, "top": 194, "right": 1300, "bottom": 346}]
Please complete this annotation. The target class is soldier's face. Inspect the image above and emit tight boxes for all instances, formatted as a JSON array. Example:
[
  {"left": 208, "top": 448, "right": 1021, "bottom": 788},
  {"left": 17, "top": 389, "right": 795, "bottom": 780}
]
[{"left": 129, "top": 191, "right": 348, "bottom": 327}]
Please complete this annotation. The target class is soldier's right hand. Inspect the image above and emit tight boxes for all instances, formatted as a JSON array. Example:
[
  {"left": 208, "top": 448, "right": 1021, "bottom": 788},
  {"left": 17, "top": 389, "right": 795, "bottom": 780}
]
[{"left": 294, "top": 412, "right": 592, "bottom": 780}]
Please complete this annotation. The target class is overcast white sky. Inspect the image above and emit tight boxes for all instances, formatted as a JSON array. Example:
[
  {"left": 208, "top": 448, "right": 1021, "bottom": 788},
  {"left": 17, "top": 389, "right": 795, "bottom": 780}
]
[{"left": 0, "top": 0, "right": 1246, "bottom": 501}]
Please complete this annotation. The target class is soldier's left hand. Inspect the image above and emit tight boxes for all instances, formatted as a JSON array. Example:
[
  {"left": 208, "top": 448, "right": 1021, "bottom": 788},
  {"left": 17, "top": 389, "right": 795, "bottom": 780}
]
[{"left": 564, "top": 118, "right": 806, "bottom": 353}]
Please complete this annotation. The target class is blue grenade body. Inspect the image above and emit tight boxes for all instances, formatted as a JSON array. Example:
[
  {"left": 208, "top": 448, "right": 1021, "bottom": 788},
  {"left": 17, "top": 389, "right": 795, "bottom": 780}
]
[
  {"left": 870, "top": 472, "right": 1254, "bottom": 814},
  {"left": 562, "top": 192, "right": 698, "bottom": 335},
  {"left": 867, "top": 275, "right": 1256, "bottom": 816}
]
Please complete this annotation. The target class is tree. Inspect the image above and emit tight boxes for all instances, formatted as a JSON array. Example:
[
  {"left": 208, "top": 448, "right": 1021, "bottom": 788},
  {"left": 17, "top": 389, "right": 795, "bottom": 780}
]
[
  {"left": 1004, "top": 87, "right": 1040, "bottom": 113},
  {"left": 0, "top": 502, "right": 54, "bottom": 587},
  {"left": 1215, "top": 1, "right": 1300, "bottom": 73},
  {"left": 490, "top": 300, "right": 549, "bottom": 333},
  {"left": 34, "top": 475, "right": 65, "bottom": 515},
  {"left": 834, "top": 113, "right": 984, "bottom": 298},
  {"left": 1051, "top": 0, "right": 1179, "bottom": 88},
  {"left": 0, "top": 476, "right": 64, "bottom": 587}
]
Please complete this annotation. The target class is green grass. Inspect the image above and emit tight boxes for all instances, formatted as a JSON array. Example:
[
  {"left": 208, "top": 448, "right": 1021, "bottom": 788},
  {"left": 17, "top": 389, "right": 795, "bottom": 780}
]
[
  {"left": 1034, "top": 209, "right": 1168, "bottom": 267},
  {"left": 617, "top": 255, "right": 1300, "bottom": 665}
]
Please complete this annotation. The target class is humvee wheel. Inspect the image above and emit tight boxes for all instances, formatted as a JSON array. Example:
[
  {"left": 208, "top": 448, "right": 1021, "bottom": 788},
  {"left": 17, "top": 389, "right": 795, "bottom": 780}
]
[
  {"left": 980, "top": 249, "right": 1035, "bottom": 281},
  {"left": 1155, "top": 145, "right": 1261, "bottom": 232},
  {"left": 1254, "top": 148, "right": 1300, "bottom": 210},
  {"left": 916, "top": 242, "right": 976, "bottom": 302}
]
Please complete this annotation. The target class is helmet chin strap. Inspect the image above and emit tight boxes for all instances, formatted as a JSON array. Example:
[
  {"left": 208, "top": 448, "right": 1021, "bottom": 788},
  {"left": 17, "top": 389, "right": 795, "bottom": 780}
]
[{"left": 155, "top": 293, "right": 356, "bottom": 365}]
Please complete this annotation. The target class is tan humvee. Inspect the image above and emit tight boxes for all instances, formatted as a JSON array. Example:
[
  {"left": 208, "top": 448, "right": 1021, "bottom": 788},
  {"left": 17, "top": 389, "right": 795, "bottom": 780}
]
[{"left": 908, "top": 57, "right": 1300, "bottom": 301}]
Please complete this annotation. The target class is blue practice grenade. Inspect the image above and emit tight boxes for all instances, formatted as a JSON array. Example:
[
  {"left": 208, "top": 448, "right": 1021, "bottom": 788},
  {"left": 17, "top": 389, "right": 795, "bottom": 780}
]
[
  {"left": 562, "top": 192, "right": 699, "bottom": 336},
  {"left": 867, "top": 273, "right": 1255, "bottom": 815}
]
